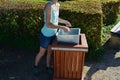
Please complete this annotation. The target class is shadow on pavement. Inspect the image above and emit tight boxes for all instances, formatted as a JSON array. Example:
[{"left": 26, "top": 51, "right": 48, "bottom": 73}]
[
  {"left": 0, "top": 45, "right": 53, "bottom": 80},
  {"left": 84, "top": 39, "right": 120, "bottom": 80},
  {"left": 0, "top": 39, "right": 120, "bottom": 80}
]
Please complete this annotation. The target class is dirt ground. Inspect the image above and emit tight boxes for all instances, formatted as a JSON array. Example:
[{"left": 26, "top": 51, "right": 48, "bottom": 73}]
[
  {"left": 0, "top": 23, "right": 120, "bottom": 80},
  {"left": 0, "top": 39, "right": 120, "bottom": 80},
  {"left": 83, "top": 40, "right": 120, "bottom": 80}
]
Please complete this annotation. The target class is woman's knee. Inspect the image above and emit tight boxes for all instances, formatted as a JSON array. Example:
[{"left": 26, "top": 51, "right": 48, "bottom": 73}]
[{"left": 38, "top": 47, "right": 46, "bottom": 56}]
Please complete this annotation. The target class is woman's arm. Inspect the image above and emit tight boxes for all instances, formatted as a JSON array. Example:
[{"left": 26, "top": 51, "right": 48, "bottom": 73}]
[{"left": 58, "top": 18, "right": 72, "bottom": 27}]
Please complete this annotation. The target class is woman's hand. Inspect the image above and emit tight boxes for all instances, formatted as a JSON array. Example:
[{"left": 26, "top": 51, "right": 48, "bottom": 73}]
[
  {"left": 59, "top": 26, "right": 70, "bottom": 32},
  {"left": 64, "top": 20, "right": 72, "bottom": 27}
]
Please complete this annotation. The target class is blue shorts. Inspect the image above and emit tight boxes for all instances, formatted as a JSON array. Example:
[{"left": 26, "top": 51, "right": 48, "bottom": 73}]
[{"left": 40, "top": 32, "right": 55, "bottom": 49}]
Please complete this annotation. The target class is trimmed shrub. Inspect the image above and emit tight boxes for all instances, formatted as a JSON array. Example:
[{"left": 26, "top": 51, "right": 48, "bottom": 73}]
[
  {"left": 101, "top": 0, "right": 120, "bottom": 25},
  {"left": 0, "top": 1, "right": 104, "bottom": 60},
  {"left": 0, "top": 2, "right": 45, "bottom": 50},
  {"left": 60, "top": 1, "right": 103, "bottom": 60},
  {"left": 0, "top": 2, "right": 45, "bottom": 38}
]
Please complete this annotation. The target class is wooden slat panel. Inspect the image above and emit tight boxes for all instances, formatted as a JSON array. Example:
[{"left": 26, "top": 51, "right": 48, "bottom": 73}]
[
  {"left": 53, "top": 78, "right": 81, "bottom": 80},
  {"left": 59, "top": 50, "right": 61, "bottom": 77},
  {"left": 54, "top": 51, "right": 85, "bottom": 80},
  {"left": 52, "top": 34, "right": 88, "bottom": 80},
  {"left": 60, "top": 50, "right": 62, "bottom": 77},
  {"left": 68, "top": 51, "right": 73, "bottom": 78},
  {"left": 54, "top": 50, "right": 57, "bottom": 77},
  {"left": 60, "top": 51, "right": 65, "bottom": 77},
  {"left": 64, "top": 51, "right": 69, "bottom": 78},
  {"left": 76, "top": 52, "right": 82, "bottom": 79},
  {"left": 81, "top": 52, "right": 85, "bottom": 78},
  {"left": 80, "top": 52, "right": 83, "bottom": 79},
  {"left": 56, "top": 50, "right": 61, "bottom": 78},
  {"left": 73, "top": 51, "right": 78, "bottom": 78}
]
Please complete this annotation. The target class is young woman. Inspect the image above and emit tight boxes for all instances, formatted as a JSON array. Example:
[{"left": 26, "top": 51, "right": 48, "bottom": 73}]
[{"left": 33, "top": 0, "right": 71, "bottom": 75}]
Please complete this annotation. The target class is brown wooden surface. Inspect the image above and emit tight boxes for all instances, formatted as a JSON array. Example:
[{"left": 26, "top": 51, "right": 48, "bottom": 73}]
[
  {"left": 68, "top": 51, "right": 73, "bottom": 78},
  {"left": 73, "top": 51, "right": 77, "bottom": 78},
  {"left": 53, "top": 78, "right": 82, "bottom": 80},
  {"left": 64, "top": 51, "right": 69, "bottom": 78},
  {"left": 52, "top": 33, "right": 88, "bottom": 80},
  {"left": 53, "top": 50, "right": 85, "bottom": 80},
  {"left": 54, "top": 51, "right": 57, "bottom": 77},
  {"left": 55, "top": 51, "right": 60, "bottom": 78},
  {"left": 61, "top": 51, "right": 64, "bottom": 77},
  {"left": 51, "top": 34, "right": 88, "bottom": 50}
]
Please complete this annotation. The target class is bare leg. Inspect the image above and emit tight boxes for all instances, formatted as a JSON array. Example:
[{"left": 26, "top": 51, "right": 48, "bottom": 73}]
[
  {"left": 46, "top": 46, "right": 53, "bottom": 74},
  {"left": 46, "top": 46, "right": 52, "bottom": 67},
  {"left": 35, "top": 47, "right": 46, "bottom": 66}
]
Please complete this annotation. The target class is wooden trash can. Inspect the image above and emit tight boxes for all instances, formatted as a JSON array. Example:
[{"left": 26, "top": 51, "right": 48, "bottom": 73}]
[{"left": 51, "top": 34, "right": 88, "bottom": 80}]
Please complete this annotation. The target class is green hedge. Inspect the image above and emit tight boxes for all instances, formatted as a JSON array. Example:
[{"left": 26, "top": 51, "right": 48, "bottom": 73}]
[
  {"left": 0, "top": 1, "right": 103, "bottom": 60},
  {"left": 0, "top": 2, "right": 45, "bottom": 38},
  {"left": 0, "top": 0, "right": 118, "bottom": 60},
  {"left": 0, "top": 2, "right": 45, "bottom": 50},
  {"left": 60, "top": 1, "right": 102, "bottom": 47},
  {"left": 64, "top": 0, "right": 120, "bottom": 25},
  {"left": 101, "top": 0, "right": 120, "bottom": 25},
  {"left": 60, "top": 1, "right": 103, "bottom": 60}
]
